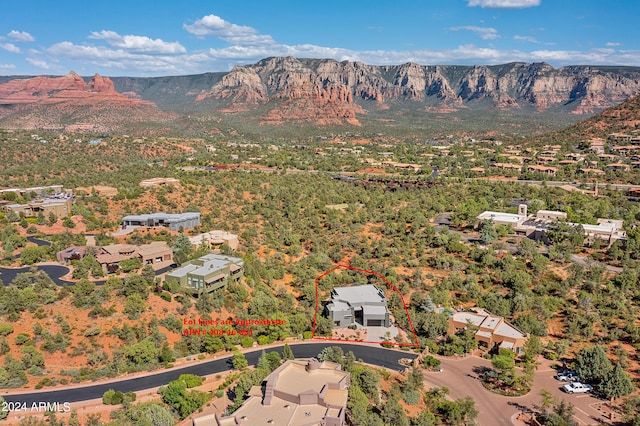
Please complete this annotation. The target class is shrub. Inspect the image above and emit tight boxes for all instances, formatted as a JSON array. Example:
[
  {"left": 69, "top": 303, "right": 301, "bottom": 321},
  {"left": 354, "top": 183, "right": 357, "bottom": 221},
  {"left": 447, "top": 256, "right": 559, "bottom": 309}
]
[
  {"left": 178, "top": 374, "right": 205, "bottom": 388},
  {"left": 240, "top": 336, "right": 254, "bottom": 348},
  {"left": 102, "top": 389, "right": 117, "bottom": 405},
  {"left": 84, "top": 328, "right": 101, "bottom": 337},
  {"left": 103, "top": 389, "right": 136, "bottom": 405},
  {"left": 0, "top": 324, "right": 14, "bottom": 336},
  {"left": 422, "top": 355, "right": 442, "bottom": 370},
  {"left": 257, "top": 335, "right": 271, "bottom": 345},
  {"left": 35, "top": 377, "right": 53, "bottom": 389},
  {"left": 403, "top": 389, "right": 421, "bottom": 405},
  {"left": 14, "top": 333, "right": 31, "bottom": 345}
]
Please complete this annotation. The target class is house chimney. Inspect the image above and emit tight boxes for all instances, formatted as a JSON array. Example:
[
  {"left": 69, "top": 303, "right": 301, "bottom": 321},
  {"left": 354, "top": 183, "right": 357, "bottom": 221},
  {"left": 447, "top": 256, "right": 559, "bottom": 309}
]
[
  {"left": 306, "top": 358, "right": 320, "bottom": 372},
  {"left": 518, "top": 204, "right": 528, "bottom": 217}
]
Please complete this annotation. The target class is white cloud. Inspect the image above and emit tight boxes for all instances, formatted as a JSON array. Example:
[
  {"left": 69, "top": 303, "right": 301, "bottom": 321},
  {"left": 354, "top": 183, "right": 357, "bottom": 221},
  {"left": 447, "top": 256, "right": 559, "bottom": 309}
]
[
  {"left": 184, "top": 14, "right": 275, "bottom": 45},
  {"left": 514, "top": 35, "right": 539, "bottom": 43},
  {"left": 467, "top": 0, "right": 541, "bottom": 8},
  {"left": 26, "top": 58, "right": 50, "bottom": 69},
  {"left": 46, "top": 41, "right": 210, "bottom": 74},
  {"left": 1, "top": 43, "right": 20, "bottom": 53},
  {"left": 606, "top": 42, "right": 621, "bottom": 47},
  {"left": 8, "top": 30, "right": 35, "bottom": 42},
  {"left": 450, "top": 26, "right": 499, "bottom": 40},
  {"left": 528, "top": 48, "right": 640, "bottom": 66},
  {"left": 88, "top": 30, "right": 186, "bottom": 54},
  {"left": 19, "top": 13, "right": 640, "bottom": 76},
  {"left": 0, "top": 64, "right": 16, "bottom": 70}
]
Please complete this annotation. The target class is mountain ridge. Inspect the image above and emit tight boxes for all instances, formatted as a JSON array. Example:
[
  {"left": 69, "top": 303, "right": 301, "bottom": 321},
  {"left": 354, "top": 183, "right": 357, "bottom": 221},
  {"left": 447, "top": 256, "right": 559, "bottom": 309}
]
[{"left": 2, "top": 57, "right": 640, "bottom": 132}]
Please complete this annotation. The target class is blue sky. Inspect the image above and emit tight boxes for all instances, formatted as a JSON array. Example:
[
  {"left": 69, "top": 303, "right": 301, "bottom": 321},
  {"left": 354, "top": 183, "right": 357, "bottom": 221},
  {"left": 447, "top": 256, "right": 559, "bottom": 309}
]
[{"left": 1, "top": 0, "right": 638, "bottom": 76}]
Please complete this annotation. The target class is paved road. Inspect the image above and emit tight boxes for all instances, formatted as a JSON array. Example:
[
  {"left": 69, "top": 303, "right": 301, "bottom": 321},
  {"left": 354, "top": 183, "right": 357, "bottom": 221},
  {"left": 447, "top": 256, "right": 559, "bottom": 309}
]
[
  {"left": 0, "top": 342, "right": 416, "bottom": 406},
  {"left": 0, "top": 264, "right": 72, "bottom": 286},
  {"left": 25, "top": 236, "right": 51, "bottom": 247},
  {"left": 424, "top": 356, "right": 610, "bottom": 426},
  {"left": 0, "top": 262, "right": 176, "bottom": 287}
]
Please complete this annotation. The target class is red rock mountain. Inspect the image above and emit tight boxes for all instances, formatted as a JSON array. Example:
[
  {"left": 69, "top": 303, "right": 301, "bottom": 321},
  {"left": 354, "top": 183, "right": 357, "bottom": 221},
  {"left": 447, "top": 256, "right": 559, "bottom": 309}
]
[
  {"left": 3, "top": 58, "right": 640, "bottom": 131},
  {"left": 0, "top": 72, "right": 173, "bottom": 132},
  {"left": 193, "top": 58, "right": 640, "bottom": 125},
  {"left": 0, "top": 71, "right": 151, "bottom": 106}
]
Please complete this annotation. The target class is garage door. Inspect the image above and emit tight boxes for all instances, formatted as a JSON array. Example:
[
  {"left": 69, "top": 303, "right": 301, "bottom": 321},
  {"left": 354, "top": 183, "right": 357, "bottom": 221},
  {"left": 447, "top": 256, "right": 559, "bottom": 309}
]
[{"left": 367, "top": 319, "right": 383, "bottom": 327}]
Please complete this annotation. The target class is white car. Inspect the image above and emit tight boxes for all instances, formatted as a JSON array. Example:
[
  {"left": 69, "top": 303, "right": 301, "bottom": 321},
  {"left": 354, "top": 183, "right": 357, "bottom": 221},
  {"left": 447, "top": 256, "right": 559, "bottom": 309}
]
[
  {"left": 563, "top": 382, "right": 592, "bottom": 394},
  {"left": 555, "top": 372, "right": 578, "bottom": 382}
]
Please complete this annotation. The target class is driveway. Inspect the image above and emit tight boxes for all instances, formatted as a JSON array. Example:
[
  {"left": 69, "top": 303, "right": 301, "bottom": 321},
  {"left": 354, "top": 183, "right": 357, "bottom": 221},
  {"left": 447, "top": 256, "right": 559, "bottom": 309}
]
[{"left": 424, "top": 355, "right": 611, "bottom": 426}]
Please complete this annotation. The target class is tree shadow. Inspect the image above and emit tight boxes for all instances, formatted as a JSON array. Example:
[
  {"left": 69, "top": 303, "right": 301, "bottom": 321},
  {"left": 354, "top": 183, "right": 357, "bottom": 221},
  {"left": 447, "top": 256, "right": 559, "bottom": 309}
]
[
  {"left": 508, "top": 401, "right": 534, "bottom": 415},
  {"left": 472, "top": 365, "right": 492, "bottom": 377}
]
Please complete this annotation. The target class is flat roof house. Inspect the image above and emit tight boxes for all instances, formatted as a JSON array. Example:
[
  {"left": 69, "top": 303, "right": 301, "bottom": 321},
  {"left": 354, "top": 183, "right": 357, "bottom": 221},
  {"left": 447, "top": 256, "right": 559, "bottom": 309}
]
[
  {"left": 448, "top": 308, "right": 527, "bottom": 354},
  {"left": 188, "top": 230, "right": 239, "bottom": 251},
  {"left": 164, "top": 253, "right": 244, "bottom": 294},
  {"left": 193, "top": 358, "right": 349, "bottom": 426},
  {"left": 325, "top": 284, "right": 390, "bottom": 328},
  {"left": 121, "top": 212, "right": 200, "bottom": 231},
  {"left": 4, "top": 197, "right": 72, "bottom": 219},
  {"left": 477, "top": 204, "right": 626, "bottom": 245}
]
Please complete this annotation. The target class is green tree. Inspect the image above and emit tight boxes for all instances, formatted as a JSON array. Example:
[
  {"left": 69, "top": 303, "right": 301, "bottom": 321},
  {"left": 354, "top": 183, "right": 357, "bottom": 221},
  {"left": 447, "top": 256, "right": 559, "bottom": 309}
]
[
  {"left": 281, "top": 343, "right": 294, "bottom": 360},
  {"left": 110, "top": 401, "right": 176, "bottom": 426},
  {"left": 421, "top": 295, "right": 436, "bottom": 312},
  {"left": 348, "top": 385, "right": 374, "bottom": 426},
  {"left": 122, "top": 339, "right": 159, "bottom": 367},
  {"left": 407, "top": 366, "right": 424, "bottom": 391},
  {"left": 62, "top": 216, "right": 76, "bottom": 228},
  {"left": 47, "top": 212, "right": 57, "bottom": 226},
  {"left": 412, "top": 410, "right": 436, "bottom": 426},
  {"left": 121, "top": 274, "right": 149, "bottom": 298},
  {"left": 382, "top": 395, "right": 409, "bottom": 426},
  {"left": 479, "top": 219, "right": 498, "bottom": 245},
  {"left": 492, "top": 350, "right": 516, "bottom": 386},
  {"left": 20, "top": 246, "right": 50, "bottom": 265},
  {"left": 601, "top": 363, "right": 634, "bottom": 401},
  {"left": 141, "top": 264, "right": 156, "bottom": 285},
  {"left": 72, "top": 279, "right": 96, "bottom": 308},
  {"left": 172, "top": 233, "right": 193, "bottom": 265},
  {"left": 232, "top": 352, "right": 248, "bottom": 370},
  {"left": 576, "top": 346, "right": 612, "bottom": 385},
  {"left": 124, "top": 293, "right": 147, "bottom": 319},
  {"left": 120, "top": 257, "right": 142, "bottom": 273}
]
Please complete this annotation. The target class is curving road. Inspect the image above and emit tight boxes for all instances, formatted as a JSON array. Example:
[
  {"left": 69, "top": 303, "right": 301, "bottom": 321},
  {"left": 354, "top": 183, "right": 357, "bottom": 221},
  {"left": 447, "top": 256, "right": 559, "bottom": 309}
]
[
  {"left": 0, "top": 342, "right": 416, "bottom": 405},
  {"left": 0, "top": 264, "right": 72, "bottom": 286}
]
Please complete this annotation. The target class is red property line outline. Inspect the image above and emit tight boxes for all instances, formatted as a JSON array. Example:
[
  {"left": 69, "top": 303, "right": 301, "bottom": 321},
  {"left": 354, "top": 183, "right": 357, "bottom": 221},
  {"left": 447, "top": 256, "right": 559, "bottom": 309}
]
[{"left": 312, "top": 263, "right": 419, "bottom": 347}]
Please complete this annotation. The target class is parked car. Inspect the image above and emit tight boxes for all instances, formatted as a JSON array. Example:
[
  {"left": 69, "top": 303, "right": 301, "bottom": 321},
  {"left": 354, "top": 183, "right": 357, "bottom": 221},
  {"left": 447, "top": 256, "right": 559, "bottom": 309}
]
[
  {"left": 555, "top": 371, "right": 579, "bottom": 381},
  {"left": 563, "top": 382, "right": 592, "bottom": 394}
]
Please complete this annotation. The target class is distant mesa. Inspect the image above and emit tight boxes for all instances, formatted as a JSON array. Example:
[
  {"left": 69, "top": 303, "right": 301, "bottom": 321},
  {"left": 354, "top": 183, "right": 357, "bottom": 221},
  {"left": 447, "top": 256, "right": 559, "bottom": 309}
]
[
  {"left": 192, "top": 57, "right": 640, "bottom": 125},
  {"left": 0, "top": 71, "right": 154, "bottom": 106}
]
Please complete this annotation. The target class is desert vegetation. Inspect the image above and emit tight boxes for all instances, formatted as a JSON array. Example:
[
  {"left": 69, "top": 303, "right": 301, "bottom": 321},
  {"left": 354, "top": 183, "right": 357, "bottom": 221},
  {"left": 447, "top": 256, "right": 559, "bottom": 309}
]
[{"left": 3, "top": 123, "right": 640, "bottom": 424}]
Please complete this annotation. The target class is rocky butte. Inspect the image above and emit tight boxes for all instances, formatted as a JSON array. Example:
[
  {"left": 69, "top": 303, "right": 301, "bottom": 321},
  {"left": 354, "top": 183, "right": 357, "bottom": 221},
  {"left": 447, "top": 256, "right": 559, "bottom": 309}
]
[
  {"left": 0, "top": 71, "right": 154, "bottom": 106},
  {"left": 0, "top": 72, "right": 171, "bottom": 132}
]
